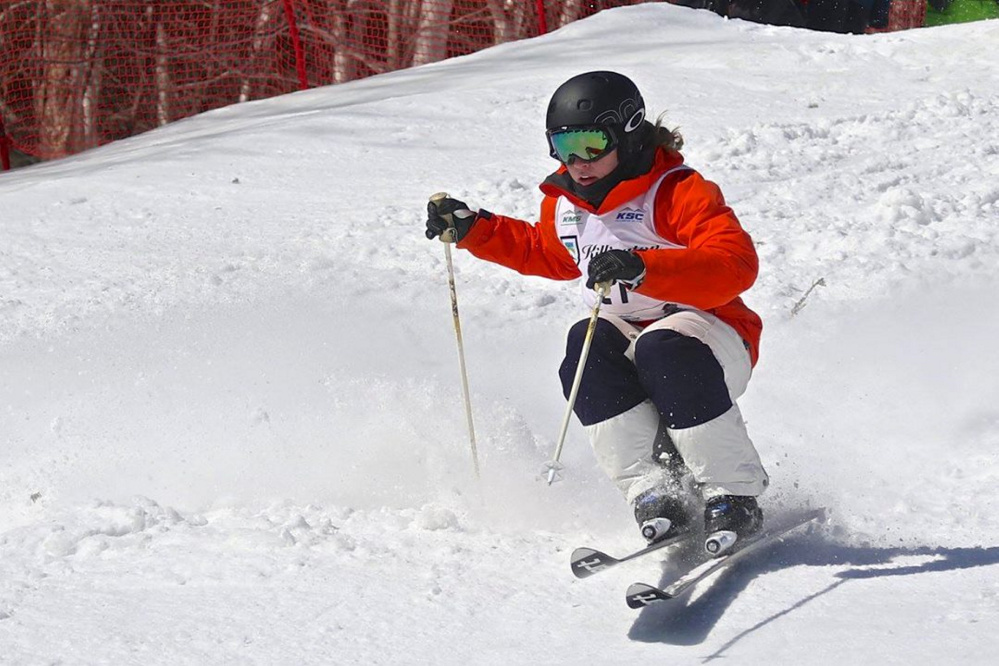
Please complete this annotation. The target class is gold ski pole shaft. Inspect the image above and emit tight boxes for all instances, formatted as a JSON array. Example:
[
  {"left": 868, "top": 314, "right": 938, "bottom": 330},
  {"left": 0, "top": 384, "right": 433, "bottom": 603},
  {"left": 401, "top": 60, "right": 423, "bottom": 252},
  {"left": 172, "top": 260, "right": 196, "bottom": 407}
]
[
  {"left": 430, "top": 192, "right": 480, "bottom": 479},
  {"left": 545, "top": 281, "right": 611, "bottom": 485}
]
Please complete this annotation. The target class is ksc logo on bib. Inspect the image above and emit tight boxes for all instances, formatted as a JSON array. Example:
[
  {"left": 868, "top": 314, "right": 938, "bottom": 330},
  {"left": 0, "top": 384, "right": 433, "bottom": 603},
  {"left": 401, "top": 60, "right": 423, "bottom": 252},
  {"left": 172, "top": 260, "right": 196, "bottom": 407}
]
[{"left": 615, "top": 208, "right": 645, "bottom": 222}]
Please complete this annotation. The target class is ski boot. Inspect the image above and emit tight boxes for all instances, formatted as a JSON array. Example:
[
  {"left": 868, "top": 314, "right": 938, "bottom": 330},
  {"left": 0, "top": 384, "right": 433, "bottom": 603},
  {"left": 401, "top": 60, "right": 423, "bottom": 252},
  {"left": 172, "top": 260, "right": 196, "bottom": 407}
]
[
  {"left": 633, "top": 488, "right": 691, "bottom": 543},
  {"left": 703, "top": 495, "right": 764, "bottom": 555}
]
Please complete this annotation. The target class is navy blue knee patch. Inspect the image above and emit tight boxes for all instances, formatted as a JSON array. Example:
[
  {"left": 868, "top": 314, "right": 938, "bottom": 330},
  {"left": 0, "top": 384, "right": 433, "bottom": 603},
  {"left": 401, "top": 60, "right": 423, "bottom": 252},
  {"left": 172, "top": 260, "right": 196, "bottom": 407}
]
[
  {"left": 634, "top": 329, "right": 732, "bottom": 429},
  {"left": 559, "top": 319, "right": 646, "bottom": 427}
]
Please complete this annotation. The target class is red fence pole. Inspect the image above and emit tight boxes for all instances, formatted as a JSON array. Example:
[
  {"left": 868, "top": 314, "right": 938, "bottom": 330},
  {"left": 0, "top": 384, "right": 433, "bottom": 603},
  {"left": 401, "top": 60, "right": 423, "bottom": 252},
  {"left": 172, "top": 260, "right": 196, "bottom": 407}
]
[
  {"left": 282, "top": 0, "right": 309, "bottom": 90},
  {"left": 0, "top": 114, "right": 11, "bottom": 171},
  {"left": 536, "top": 0, "right": 548, "bottom": 35}
]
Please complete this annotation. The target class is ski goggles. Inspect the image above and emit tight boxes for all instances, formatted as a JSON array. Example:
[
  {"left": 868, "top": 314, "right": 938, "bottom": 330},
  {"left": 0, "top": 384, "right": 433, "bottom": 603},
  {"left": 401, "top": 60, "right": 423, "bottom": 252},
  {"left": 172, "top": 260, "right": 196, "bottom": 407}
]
[{"left": 546, "top": 126, "right": 618, "bottom": 164}]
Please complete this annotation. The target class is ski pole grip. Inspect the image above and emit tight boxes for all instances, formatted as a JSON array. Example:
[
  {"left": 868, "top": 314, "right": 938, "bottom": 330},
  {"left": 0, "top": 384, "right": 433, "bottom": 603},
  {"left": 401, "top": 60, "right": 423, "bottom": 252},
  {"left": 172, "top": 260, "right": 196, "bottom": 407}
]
[{"left": 429, "top": 191, "right": 456, "bottom": 243}]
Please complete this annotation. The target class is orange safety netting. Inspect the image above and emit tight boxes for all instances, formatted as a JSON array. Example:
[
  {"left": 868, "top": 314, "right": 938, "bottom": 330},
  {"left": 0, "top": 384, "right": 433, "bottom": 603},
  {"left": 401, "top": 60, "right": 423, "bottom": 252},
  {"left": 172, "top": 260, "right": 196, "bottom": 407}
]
[
  {"left": 886, "top": 0, "right": 927, "bottom": 30},
  {"left": 0, "top": 0, "right": 647, "bottom": 163},
  {"left": 866, "top": 0, "right": 927, "bottom": 31},
  {"left": 0, "top": 1, "right": 926, "bottom": 168}
]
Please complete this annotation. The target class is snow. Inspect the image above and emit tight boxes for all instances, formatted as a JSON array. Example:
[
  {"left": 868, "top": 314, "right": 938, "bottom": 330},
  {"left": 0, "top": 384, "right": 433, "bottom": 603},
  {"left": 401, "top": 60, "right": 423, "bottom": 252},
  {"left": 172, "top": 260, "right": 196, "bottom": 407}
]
[{"left": 2, "top": 6, "right": 999, "bottom": 663}]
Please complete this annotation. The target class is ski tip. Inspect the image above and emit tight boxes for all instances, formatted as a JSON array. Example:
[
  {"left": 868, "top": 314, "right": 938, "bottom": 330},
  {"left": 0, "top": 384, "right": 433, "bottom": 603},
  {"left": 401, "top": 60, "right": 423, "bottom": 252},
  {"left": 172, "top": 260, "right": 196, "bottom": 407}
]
[
  {"left": 571, "top": 547, "right": 601, "bottom": 563},
  {"left": 626, "top": 582, "right": 671, "bottom": 608},
  {"left": 570, "top": 547, "right": 618, "bottom": 578}
]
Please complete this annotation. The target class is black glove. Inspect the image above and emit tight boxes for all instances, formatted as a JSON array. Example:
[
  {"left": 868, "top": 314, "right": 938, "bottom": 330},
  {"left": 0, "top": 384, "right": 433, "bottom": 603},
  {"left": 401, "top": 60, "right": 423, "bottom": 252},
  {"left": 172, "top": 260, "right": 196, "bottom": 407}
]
[
  {"left": 426, "top": 195, "right": 478, "bottom": 243},
  {"left": 586, "top": 250, "right": 646, "bottom": 290}
]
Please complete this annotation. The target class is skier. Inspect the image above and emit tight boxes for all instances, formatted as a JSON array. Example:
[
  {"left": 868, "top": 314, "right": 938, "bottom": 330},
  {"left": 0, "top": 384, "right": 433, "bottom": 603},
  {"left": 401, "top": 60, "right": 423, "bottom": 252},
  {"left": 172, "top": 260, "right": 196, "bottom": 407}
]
[{"left": 425, "top": 71, "right": 769, "bottom": 546}]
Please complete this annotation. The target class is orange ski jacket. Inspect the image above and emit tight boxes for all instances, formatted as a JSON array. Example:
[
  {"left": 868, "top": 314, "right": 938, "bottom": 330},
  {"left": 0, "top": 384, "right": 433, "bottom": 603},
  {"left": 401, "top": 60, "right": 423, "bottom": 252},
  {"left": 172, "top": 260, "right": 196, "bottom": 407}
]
[{"left": 457, "top": 148, "right": 763, "bottom": 365}]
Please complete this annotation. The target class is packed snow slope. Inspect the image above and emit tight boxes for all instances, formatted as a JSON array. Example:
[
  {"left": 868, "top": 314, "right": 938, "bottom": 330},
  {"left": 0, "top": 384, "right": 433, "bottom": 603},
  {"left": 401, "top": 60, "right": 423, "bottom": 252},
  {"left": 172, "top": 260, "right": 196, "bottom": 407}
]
[{"left": 2, "top": 6, "right": 998, "bottom": 664}]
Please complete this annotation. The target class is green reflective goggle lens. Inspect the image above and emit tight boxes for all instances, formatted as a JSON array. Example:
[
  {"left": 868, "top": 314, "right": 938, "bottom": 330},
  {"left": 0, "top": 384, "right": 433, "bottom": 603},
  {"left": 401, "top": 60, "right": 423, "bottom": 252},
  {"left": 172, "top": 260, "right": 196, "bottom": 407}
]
[{"left": 548, "top": 128, "right": 615, "bottom": 164}]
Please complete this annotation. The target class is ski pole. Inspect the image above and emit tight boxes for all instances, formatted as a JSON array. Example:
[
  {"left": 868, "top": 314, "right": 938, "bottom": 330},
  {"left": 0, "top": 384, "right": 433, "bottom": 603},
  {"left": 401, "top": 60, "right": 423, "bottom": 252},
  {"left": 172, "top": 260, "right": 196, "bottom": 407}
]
[
  {"left": 430, "top": 192, "right": 481, "bottom": 479},
  {"left": 545, "top": 281, "right": 611, "bottom": 485}
]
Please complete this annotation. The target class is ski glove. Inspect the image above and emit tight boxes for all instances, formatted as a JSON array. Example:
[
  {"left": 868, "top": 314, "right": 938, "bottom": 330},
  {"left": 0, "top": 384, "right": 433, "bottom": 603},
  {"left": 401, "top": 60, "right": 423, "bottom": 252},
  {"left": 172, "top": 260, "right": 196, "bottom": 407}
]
[
  {"left": 426, "top": 195, "right": 478, "bottom": 243},
  {"left": 586, "top": 250, "right": 647, "bottom": 290}
]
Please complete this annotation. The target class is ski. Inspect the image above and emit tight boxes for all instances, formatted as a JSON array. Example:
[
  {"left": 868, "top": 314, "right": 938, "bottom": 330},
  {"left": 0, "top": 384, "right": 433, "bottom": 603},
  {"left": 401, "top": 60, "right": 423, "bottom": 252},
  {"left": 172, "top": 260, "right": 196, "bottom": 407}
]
[
  {"left": 625, "top": 507, "right": 826, "bottom": 608},
  {"left": 570, "top": 529, "right": 697, "bottom": 579}
]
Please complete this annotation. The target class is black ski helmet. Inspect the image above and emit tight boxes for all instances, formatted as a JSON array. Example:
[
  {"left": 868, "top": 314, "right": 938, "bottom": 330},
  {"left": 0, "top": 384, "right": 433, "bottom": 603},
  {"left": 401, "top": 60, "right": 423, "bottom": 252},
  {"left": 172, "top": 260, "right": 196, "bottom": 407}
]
[{"left": 546, "top": 71, "right": 647, "bottom": 158}]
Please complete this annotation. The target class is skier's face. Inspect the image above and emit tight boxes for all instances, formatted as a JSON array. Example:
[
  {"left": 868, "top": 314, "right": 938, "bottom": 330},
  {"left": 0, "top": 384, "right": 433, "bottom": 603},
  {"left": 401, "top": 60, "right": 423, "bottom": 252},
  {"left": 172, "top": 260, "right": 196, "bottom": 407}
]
[{"left": 565, "top": 148, "right": 619, "bottom": 187}]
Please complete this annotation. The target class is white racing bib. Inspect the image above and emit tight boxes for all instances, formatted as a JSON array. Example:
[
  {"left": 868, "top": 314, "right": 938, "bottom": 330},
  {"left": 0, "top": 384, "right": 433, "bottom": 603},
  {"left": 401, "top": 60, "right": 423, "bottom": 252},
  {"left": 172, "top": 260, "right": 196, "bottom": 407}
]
[{"left": 556, "top": 166, "right": 693, "bottom": 321}]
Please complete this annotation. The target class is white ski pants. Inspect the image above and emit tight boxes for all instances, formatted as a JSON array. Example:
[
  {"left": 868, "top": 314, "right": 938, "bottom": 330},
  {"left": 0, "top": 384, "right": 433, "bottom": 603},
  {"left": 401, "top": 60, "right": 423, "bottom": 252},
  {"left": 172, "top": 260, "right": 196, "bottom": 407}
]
[{"left": 581, "top": 309, "right": 769, "bottom": 503}]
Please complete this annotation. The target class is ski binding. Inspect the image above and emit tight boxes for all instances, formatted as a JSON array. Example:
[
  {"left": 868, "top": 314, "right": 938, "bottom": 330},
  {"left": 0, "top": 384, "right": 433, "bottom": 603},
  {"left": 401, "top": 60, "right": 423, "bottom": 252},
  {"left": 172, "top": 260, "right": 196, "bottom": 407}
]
[{"left": 625, "top": 507, "right": 827, "bottom": 608}]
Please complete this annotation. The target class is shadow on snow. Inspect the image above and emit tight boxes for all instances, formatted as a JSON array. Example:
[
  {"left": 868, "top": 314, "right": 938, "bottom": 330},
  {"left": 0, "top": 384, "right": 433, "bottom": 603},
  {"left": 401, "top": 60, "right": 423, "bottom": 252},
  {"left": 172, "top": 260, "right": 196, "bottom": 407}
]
[{"left": 627, "top": 534, "right": 999, "bottom": 661}]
